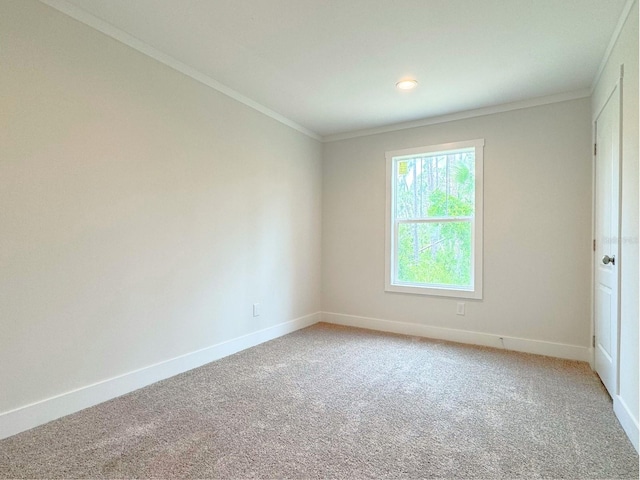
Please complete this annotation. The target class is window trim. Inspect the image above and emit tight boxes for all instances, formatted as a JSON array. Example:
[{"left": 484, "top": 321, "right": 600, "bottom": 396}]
[{"left": 385, "top": 138, "right": 484, "bottom": 299}]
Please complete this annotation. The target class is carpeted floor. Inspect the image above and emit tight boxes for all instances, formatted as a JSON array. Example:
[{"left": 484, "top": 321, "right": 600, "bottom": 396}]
[{"left": 1, "top": 323, "right": 638, "bottom": 479}]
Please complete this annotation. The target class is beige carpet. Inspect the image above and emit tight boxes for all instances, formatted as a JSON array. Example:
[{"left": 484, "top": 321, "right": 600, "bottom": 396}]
[{"left": 1, "top": 323, "right": 638, "bottom": 479}]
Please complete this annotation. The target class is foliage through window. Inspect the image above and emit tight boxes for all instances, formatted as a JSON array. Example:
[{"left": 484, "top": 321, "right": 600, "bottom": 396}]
[{"left": 385, "top": 139, "right": 484, "bottom": 298}]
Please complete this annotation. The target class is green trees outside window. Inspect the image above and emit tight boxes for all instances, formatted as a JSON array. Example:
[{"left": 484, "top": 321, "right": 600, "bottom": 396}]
[{"left": 394, "top": 151, "right": 475, "bottom": 288}]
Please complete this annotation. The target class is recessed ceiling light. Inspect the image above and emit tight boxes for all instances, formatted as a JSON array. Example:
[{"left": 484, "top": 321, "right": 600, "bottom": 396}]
[{"left": 396, "top": 79, "right": 418, "bottom": 90}]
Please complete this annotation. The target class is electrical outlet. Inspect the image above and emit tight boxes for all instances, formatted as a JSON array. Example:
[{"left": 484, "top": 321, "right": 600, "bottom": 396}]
[
  {"left": 253, "top": 303, "right": 260, "bottom": 317},
  {"left": 456, "top": 302, "right": 465, "bottom": 316}
]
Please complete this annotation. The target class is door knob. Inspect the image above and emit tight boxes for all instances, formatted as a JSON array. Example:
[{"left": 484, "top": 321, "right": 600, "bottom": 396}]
[{"left": 602, "top": 255, "right": 615, "bottom": 265}]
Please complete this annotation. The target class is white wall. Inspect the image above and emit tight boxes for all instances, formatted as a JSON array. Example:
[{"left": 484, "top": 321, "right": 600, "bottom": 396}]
[
  {"left": 0, "top": 0, "right": 322, "bottom": 416},
  {"left": 322, "top": 98, "right": 592, "bottom": 354},
  {"left": 591, "top": 1, "right": 639, "bottom": 450}
]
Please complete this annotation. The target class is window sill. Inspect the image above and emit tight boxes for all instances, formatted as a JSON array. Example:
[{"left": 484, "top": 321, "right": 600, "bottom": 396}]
[{"left": 385, "top": 283, "right": 482, "bottom": 299}]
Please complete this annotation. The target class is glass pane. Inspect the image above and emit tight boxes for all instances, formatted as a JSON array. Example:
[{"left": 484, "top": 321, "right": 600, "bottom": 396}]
[
  {"left": 396, "top": 221, "right": 472, "bottom": 288},
  {"left": 395, "top": 151, "right": 474, "bottom": 219}
]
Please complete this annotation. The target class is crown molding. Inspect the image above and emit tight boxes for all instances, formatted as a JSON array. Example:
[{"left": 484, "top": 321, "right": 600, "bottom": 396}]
[
  {"left": 38, "top": 0, "right": 322, "bottom": 141},
  {"left": 323, "top": 89, "right": 591, "bottom": 143},
  {"left": 38, "top": 0, "right": 608, "bottom": 145},
  {"left": 590, "top": 0, "right": 636, "bottom": 93}
]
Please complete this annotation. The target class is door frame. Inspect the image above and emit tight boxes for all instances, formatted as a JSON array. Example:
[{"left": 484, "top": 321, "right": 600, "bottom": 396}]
[{"left": 591, "top": 67, "right": 623, "bottom": 396}]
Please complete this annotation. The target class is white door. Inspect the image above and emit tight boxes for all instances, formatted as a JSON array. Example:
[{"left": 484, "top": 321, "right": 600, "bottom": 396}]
[{"left": 594, "top": 83, "right": 621, "bottom": 397}]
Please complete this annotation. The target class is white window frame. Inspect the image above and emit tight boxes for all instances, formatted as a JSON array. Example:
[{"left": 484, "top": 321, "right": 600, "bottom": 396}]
[{"left": 385, "top": 139, "right": 484, "bottom": 299}]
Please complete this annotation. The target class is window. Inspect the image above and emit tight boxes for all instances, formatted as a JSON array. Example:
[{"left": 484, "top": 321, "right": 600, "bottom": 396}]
[{"left": 385, "top": 139, "right": 484, "bottom": 299}]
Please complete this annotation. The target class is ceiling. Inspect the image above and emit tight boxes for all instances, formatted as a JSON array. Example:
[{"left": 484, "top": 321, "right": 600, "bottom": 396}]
[{"left": 46, "top": 0, "right": 629, "bottom": 139}]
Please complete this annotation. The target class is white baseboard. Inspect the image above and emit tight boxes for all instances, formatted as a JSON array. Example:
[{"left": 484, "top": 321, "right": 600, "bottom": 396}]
[
  {"left": 322, "top": 312, "right": 591, "bottom": 362},
  {"left": 0, "top": 312, "right": 321, "bottom": 440},
  {"left": 614, "top": 395, "right": 639, "bottom": 453}
]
